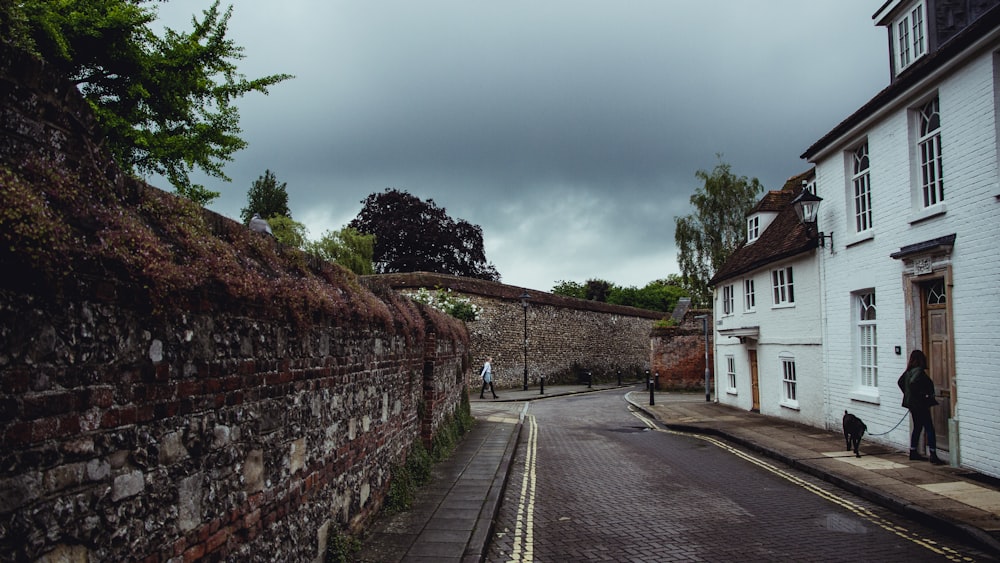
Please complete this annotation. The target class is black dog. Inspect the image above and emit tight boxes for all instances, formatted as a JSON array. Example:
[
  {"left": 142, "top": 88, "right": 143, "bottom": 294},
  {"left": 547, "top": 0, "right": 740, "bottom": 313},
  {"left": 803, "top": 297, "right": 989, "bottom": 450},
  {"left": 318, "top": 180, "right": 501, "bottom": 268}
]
[{"left": 843, "top": 410, "right": 867, "bottom": 458}]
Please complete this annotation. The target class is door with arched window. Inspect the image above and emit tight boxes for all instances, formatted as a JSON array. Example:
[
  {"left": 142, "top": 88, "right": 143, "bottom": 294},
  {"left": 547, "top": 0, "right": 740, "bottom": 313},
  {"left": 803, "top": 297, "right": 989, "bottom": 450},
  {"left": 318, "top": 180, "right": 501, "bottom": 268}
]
[{"left": 921, "top": 279, "right": 951, "bottom": 451}]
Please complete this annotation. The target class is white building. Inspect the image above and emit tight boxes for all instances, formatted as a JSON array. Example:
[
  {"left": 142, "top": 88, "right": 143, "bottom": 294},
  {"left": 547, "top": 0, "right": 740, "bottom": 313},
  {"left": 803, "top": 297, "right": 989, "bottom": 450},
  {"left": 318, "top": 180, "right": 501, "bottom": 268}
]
[
  {"left": 709, "top": 172, "right": 828, "bottom": 428},
  {"left": 709, "top": 1, "right": 1000, "bottom": 477},
  {"left": 798, "top": 0, "right": 1000, "bottom": 478}
]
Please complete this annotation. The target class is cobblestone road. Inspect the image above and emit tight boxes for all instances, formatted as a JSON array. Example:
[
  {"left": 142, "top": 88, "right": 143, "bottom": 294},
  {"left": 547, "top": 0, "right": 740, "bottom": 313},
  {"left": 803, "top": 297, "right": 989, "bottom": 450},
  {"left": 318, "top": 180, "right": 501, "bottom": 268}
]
[{"left": 486, "top": 390, "right": 994, "bottom": 562}]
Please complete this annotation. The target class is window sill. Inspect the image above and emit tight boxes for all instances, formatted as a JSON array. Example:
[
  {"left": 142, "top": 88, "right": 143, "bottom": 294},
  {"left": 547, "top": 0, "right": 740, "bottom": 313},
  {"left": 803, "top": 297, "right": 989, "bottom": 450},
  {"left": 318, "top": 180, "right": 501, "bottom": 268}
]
[
  {"left": 845, "top": 230, "right": 874, "bottom": 248},
  {"left": 726, "top": 388, "right": 738, "bottom": 396},
  {"left": 849, "top": 391, "right": 881, "bottom": 405},
  {"left": 771, "top": 303, "right": 795, "bottom": 310},
  {"left": 909, "top": 203, "right": 947, "bottom": 225},
  {"left": 780, "top": 400, "right": 800, "bottom": 411}
]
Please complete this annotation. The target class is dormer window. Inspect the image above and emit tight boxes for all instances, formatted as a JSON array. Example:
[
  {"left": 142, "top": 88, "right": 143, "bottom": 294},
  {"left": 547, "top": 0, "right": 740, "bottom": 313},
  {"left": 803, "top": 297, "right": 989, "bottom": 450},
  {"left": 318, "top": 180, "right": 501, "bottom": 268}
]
[
  {"left": 895, "top": 2, "right": 926, "bottom": 72},
  {"left": 747, "top": 215, "right": 760, "bottom": 243}
]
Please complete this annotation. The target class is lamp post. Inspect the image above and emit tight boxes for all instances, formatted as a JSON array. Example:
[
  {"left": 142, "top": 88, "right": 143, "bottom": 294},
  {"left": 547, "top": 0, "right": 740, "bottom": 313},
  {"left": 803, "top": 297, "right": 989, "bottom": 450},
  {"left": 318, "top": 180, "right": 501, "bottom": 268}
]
[
  {"left": 520, "top": 292, "right": 530, "bottom": 391},
  {"left": 695, "top": 314, "right": 711, "bottom": 402}
]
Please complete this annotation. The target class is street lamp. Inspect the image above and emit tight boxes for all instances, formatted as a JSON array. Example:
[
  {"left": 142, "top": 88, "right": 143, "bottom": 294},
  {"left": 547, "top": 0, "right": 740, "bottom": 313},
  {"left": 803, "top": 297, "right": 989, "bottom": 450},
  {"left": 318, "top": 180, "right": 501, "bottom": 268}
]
[
  {"left": 694, "top": 314, "right": 711, "bottom": 402},
  {"left": 791, "top": 188, "right": 834, "bottom": 251},
  {"left": 520, "top": 292, "right": 531, "bottom": 391}
]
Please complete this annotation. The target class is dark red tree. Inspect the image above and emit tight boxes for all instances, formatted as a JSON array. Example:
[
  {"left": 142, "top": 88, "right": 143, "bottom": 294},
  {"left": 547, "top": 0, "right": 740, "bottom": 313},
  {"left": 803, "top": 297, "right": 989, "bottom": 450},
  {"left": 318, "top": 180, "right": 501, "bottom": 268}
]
[{"left": 348, "top": 189, "right": 500, "bottom": 281}]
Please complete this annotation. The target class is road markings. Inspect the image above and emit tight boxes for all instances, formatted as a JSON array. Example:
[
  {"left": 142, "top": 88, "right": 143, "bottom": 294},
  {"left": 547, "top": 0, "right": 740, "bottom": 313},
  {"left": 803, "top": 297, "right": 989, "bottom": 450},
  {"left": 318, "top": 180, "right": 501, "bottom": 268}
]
[
  {"left": 629, "top": 407, "right": 977, "bottom": 562},
  {"left": 509, "top": 413, "right": 538, "bottom": 563}
]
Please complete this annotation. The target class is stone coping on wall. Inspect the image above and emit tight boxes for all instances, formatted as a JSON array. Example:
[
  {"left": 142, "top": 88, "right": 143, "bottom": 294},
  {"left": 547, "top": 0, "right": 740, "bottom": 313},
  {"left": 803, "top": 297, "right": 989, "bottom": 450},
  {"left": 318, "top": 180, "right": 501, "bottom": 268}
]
[{"left": 369, "top": 272, "right": 667, "bottom": 320}]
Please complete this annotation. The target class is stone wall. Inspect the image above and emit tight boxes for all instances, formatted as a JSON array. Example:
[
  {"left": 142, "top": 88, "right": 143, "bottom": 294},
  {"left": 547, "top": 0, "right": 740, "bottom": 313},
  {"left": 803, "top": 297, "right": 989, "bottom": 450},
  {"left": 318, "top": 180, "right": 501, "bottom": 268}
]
[
  {"left": 0, "top": 44, "right": 470, "bottom": 561},
  {"left": 650, "top": 313, "right": 714, "bottom": 391},
  {"left": 0, "top": 286, "right": 467, "bottom": 562},
  {"left": 378, "top": 273, "right": 665, "bottom": 388}
]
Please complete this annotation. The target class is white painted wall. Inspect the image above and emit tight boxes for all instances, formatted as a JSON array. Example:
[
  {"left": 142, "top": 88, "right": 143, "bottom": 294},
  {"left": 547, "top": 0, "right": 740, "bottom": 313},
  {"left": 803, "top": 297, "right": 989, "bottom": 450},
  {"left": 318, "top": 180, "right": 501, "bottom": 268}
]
[
  {"left": 812, "top": 50, "right": 1000, "bottom": 477},
  {"left": 714, "top": 255, "right": 826, "bottom": 427}
]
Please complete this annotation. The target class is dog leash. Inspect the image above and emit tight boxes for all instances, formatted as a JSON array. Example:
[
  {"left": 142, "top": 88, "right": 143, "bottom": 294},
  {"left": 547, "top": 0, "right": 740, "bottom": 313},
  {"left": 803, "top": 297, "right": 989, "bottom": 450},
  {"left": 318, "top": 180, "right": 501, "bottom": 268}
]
[{"left": 866, "top": 411, "right": 910, "bottom": 436}]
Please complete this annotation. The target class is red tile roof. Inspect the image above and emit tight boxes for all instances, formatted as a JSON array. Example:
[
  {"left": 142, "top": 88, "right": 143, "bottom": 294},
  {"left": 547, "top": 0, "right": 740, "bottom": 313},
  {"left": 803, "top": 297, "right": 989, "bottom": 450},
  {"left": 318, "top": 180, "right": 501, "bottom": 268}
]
[{"left": 709, "top": 172, "right": 818, "bottom": 286}]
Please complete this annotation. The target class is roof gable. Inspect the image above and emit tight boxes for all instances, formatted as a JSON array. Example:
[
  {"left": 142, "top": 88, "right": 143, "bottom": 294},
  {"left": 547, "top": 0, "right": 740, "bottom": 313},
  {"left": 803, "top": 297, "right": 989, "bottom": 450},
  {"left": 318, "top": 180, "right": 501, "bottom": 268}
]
[{"left": 709, "top": 182, "right": 817, "bottom": 286}]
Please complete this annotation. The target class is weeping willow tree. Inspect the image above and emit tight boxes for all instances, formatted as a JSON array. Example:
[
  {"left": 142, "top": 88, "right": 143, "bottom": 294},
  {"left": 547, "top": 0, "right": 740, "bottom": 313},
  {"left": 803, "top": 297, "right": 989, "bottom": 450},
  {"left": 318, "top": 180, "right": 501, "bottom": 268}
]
[{"left": 674, "top": 158, "right": 763, "bottom": 307}]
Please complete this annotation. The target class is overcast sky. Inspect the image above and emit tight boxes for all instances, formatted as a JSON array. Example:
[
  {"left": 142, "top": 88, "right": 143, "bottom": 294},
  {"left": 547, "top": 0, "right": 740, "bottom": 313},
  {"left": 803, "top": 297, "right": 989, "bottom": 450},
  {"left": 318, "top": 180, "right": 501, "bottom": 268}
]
[{"left": 152, "top": 1, "right": 889, "bottom": 292}]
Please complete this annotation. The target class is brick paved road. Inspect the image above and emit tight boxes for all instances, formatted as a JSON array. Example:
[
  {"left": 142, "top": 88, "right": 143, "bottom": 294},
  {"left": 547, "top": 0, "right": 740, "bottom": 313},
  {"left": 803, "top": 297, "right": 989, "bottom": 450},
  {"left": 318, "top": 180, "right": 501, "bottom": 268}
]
[{"left": 487, "top": 390, "right": 994, "bottom": 562}]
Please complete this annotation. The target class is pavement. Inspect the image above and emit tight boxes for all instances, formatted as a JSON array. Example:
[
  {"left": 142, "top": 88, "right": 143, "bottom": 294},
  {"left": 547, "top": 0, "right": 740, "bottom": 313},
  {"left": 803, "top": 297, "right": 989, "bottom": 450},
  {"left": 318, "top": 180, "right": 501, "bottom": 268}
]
[{"left": 356, "top": 382, "right": 1000, "bottom": 561}]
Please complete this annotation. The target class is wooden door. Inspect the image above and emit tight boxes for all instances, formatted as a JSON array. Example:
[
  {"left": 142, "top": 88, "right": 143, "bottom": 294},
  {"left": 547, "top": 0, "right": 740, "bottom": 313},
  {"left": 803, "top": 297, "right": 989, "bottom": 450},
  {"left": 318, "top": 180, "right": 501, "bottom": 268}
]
[
  {"left": 922, "top": 279, "right": 950, "bottom": 451},
  {"left": 749, "top": 350, "right": 760, "bottom": 412}
]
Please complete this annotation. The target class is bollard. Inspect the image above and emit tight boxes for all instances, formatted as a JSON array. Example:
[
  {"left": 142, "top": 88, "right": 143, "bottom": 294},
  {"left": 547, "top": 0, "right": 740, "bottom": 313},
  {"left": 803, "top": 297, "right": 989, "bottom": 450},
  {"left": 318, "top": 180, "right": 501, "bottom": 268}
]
[
  {"left": 617, "top": 370, "right": 622, "bottom": 386},
  {"left": 655, "top": 371, "right": 660, "bottom": 391},
  {"left": 645, "top": 370, "right": 650, "bottom": 390},
  {"left": 649, "top": 377, "right": 655, "bottom": 406},
  {"left": 588, "top": 371, "right": 593, "bottom": 388},
  {"left": 540, "top": 375, "right": 545, "bottom": 395}
]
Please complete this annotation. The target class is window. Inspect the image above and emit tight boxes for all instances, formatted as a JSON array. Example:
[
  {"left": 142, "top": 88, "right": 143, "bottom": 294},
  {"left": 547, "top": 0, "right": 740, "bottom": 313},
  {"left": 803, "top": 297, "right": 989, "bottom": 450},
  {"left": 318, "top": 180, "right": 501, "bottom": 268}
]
[
  {"left": 722, "top": 284, "right": 735, "bottom": 315},
  {"left": 917, "top": 96, "right": 943, "bottom": 207},
  {"left": 781, "top": 355, "right": 797, "bottom": 405},
  {"left": 858, "top": 291, "right": 878, "bottom": 389},
  {"left": 726, "top": 355, "right": 737, "bottom": 389},
  {"left": 744, "top": 279, "right": 756, "bottom": 312},
  {"left": 747, "top": 216, "right": 760, "bottom": 243},
  {"left": 896, "top": 2, "right": 926, "bottom": 71},
  {"left": 852, "top": 141, "right": 873, "bottom": 233},
  {"left": 771, "top": 267, "right": 794, "bottom": 306}
]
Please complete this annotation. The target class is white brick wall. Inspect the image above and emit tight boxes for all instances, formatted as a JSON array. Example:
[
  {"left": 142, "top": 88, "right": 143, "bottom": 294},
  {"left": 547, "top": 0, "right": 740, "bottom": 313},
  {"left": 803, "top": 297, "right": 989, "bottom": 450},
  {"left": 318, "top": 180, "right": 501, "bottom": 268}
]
[
  {"left": 812, "top": 50, "right": 1000, "bottom": 477},
  {"left": 715, "top": 256, "right": 826, "bottom": 427}
]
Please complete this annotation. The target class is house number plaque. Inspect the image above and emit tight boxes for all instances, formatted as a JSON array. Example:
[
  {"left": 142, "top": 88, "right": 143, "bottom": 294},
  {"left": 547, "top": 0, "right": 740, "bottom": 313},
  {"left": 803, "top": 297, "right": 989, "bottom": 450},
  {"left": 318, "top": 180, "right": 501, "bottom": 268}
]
[{"left": 914, "top": 257, "right": 933, "bottom": 275}]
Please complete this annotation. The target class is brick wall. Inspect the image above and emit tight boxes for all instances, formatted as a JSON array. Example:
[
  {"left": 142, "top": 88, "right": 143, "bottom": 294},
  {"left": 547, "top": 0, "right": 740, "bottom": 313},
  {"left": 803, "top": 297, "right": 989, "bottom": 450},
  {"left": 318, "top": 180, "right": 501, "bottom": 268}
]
[
  {"left": 0, "top": 44, "right": 470, "bottom": 561},
  {"left": 650, "top": 313, "right": 713, "bottom": 391},
  {"left": 379, "top": 273, "right": 673, "bottom": 389}
]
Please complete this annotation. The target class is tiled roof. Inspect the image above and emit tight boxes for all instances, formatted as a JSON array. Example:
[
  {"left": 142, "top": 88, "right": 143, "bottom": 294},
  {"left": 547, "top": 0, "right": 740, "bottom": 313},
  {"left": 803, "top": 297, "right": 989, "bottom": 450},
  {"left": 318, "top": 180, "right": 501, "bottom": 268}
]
[{"left": 709, "top": 177, "right": 818, "bottom": 286}]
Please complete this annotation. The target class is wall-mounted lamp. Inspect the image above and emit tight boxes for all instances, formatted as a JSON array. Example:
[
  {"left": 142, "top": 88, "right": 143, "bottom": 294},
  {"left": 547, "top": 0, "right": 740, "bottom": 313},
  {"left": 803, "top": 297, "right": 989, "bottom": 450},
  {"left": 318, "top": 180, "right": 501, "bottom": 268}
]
[{"left": 791, "top": 189, "right": 834, "bottom": 252}]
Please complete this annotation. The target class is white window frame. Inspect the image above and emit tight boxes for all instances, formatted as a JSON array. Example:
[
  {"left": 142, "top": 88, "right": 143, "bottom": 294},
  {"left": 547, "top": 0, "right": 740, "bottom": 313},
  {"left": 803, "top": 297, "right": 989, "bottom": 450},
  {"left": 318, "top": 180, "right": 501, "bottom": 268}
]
[
  {"left": 851, "top": 141, "right": 873, "bottom": 233},
  {"left": 726, "top": 355, "right": 737, "bottom": 391},
  {"left": 858, "top": 290, "right": 878, "bottom": 390},
  {"left": 722, "top": 284, "right": 735, "bottom": 315},
  {"left": 743, "top": 278, "right": 756, "bottom": 312},
  {"left": 771, "top": 267, "right": 794, "bottom": 307},
  {"left": 747, "top": 215, "right": 760, "bottom": 243},
  {"left": 895, "top": 2, "right": 926, "bottom": 73},
  {"left": 916, "top": 96, "right": 944, "bottom": 208},
  {"left": 780, "top": 353, "right": 798, "bottom": 409}
]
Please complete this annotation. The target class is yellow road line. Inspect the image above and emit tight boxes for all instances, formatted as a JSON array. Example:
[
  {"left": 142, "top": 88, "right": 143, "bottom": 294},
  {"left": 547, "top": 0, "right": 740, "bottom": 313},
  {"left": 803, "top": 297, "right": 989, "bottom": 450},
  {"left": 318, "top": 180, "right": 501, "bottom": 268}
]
[
  {"left": 629, "top": 407, "right": 976, "bottom": 562},
  {"left": 509, "top": 414, "right": 538, "bottom": 563}
]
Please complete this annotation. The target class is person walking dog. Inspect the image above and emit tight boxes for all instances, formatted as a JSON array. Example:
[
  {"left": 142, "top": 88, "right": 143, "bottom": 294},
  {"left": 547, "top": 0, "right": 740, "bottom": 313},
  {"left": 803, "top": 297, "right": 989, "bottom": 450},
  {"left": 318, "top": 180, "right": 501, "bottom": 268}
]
[
  {"left": 898, "top": 349, "right": 946, "bottom": 465},
  {"left": 480, "top": 357, "right": 498, "bottom": 399}
]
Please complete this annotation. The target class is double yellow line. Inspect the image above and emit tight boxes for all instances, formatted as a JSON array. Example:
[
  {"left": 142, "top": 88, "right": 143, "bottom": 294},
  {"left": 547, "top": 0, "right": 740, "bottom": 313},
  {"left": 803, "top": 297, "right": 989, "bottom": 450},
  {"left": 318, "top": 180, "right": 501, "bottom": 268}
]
[
  {"left": 630, "top": 407, "right": 976, "bottom": 562},
  {"left": 509, "top": 414, "right": 538, "bottom": 563}
]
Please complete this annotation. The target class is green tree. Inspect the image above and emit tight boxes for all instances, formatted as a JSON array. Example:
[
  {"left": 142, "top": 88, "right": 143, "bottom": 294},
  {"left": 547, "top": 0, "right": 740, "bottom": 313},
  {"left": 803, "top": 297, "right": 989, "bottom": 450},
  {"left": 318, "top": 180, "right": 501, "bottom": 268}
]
[
  {"left": 6, "top": 0, "right": 292, "bottom": 204},
  {"left": 584, "top": 279, "right": 613, "bottom": 302},
  {"left": 551, "top": 280, "right": 586, "bottom": 299},
  {"left": 348, "top": 188, "right": 500, "bottom": 281},
  {"left": 266, "top": 215, "right": 307, "bottom": 249},
  {"left": 241, "top": 169, "right": 291, "bottom": 224},
  {"left": 674, "top": 158, "right": 763, "bottom": 307},
  {"left": 306, "top": 227, "right": 376, "bottom": 276},
  {"left": 608, "top": 279, "right": 688, "bottom": 312}
]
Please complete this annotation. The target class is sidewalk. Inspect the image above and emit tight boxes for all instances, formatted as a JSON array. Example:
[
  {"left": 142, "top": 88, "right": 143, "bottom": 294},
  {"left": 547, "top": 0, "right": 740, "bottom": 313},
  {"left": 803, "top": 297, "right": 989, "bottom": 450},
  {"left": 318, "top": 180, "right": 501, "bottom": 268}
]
[
  {"left": 355, "top": 383, "right": 622, "bottom": 562},
  {"left": 357, "top": 383, "right": 1000, "bottom": 560}
]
